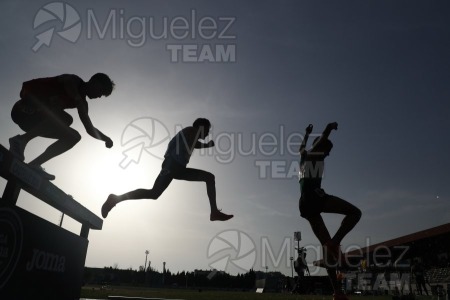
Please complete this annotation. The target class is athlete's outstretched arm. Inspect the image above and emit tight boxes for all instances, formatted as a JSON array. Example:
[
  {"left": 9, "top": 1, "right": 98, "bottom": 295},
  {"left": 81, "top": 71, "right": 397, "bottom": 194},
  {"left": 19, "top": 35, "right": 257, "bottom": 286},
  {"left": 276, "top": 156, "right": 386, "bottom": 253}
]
[
  {"left": 322, "top": 122, "right": 338, "bottom": 139},
  {"left": 299, "top": 124, "right": 313, "bottom": 155},
  {"left": 309, "top": 122, "right": 338, "bottom": 153},
  {"left": 62, "top": 75, "right": 112, "bottom": 147},
  {"left": 77, "top": 103, "right": 113, "bottom": 148}
]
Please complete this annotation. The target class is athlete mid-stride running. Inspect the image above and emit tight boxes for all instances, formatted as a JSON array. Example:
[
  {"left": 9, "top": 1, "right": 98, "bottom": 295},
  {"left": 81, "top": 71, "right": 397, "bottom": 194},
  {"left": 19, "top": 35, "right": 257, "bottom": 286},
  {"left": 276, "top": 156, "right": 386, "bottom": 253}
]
[
  {"left": 101, "top": 118, "right": 233, "bottom": 222},
  {"left": 9, "top": 73, "right": 115, "bottom": 180}
]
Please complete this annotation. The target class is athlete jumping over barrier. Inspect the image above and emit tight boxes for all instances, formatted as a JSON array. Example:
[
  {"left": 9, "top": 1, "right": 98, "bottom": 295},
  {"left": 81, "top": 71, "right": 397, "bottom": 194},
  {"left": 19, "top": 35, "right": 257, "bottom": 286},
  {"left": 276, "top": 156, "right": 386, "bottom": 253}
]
[
  {"left": 8, "top": 73, "right": 115, "bottom": 180},
  {"left": 101, "top": 118, "right": 233, "bottom": 222},
  {"left": 298, "top": 122, "right": 362, "bottom": 300}
]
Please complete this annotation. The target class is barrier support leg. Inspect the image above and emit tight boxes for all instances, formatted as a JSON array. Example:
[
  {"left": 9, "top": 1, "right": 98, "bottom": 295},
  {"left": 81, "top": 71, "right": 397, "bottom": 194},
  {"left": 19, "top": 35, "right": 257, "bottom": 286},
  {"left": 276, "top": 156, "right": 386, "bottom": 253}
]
[
  {"left": 2, "top": 180, "right": 21, "bottom": 205},
  {"left": 80, "top": 223, "right": 90, "bottom": 239}
]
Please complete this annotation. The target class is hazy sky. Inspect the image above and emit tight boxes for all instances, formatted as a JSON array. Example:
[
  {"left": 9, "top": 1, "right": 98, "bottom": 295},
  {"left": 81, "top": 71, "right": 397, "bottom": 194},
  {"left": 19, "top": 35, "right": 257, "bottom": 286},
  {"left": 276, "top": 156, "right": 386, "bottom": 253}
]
[{"left": 1, "top": 0, "right": 449, "bottom": 276}]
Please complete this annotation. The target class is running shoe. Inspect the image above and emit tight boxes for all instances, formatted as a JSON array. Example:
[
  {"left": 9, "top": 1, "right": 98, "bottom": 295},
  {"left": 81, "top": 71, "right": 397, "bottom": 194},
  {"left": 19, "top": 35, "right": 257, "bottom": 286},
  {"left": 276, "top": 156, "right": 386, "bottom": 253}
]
[
  {"left": 29, "top": 165, "right": 55, "bottom": 181},
  {"left": 210, "top": 209, "right": 233, "bottom": 221},
  {"left": 102, "top": 194, "right": 119, "bottom": 218}
]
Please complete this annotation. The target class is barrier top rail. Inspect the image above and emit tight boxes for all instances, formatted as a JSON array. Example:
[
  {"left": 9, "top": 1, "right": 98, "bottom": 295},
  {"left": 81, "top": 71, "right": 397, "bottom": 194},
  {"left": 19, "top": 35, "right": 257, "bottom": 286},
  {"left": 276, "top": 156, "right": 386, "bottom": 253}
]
[{"left": 0, "top": 144, "right": 102, "bottom": 236}]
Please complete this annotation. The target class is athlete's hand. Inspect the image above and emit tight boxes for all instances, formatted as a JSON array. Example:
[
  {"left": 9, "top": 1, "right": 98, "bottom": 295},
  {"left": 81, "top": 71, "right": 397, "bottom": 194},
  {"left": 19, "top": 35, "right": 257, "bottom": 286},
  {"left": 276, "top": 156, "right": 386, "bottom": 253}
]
[
  {"left": 328, "top": 122, "right": 338, "bottom": 130},
  {"left": 305, "top": 124, "right": 313, "bottom": 134},
  {"left": 104, "top": 137, "right": 113, "bottom": 148}
]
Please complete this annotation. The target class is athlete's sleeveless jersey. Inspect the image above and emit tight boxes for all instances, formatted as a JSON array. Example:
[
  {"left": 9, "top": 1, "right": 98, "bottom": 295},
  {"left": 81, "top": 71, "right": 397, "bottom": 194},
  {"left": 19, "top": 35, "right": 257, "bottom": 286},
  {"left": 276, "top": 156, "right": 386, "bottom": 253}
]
[
  {"left": 164, "top": 130, "right": 192, "bottom": 167},
  {"left": 299, "top": 152, "right": 324, "bottom": 192},
  {"left": 20, "top": 74, "right": 84, "bottom": 109}
]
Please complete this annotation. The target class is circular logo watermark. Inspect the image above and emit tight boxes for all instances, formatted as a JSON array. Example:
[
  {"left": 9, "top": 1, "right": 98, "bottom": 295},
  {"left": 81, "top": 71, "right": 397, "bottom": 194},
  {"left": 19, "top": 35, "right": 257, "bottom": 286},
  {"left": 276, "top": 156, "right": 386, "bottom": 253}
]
[
  {"left": 120, "top": 117, "right": 172, "bottom": 169},
  {"left": 32, "top": 2, "right": 82, "bottom": 52},
  {"left": 207, "top": 229, "right": 256, "bottom": 278},
  {"left": 0, "top": 208, "right": 23, "bottom": 289}
]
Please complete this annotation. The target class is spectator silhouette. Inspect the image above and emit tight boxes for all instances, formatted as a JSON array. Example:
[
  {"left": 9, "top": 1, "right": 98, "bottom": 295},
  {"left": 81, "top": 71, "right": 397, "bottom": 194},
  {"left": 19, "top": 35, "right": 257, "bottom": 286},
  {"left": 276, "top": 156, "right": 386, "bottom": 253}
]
[{"left": 412, "top": 259, "right": 429, "bottom": 295}]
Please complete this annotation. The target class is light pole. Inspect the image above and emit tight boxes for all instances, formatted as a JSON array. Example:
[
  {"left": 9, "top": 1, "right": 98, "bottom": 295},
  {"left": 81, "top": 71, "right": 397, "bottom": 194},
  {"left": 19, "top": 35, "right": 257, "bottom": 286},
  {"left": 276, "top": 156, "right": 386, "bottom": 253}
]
[
  {"left": 294, "top": 232, "right": 301, "bottom": 255},
  {"left": 293, "top": 231, "right": 301, "bottom": 278},
  {"left": 144, "top": 250, "right": 149, "bottom": 271},
  {"left": 290, "top": 256, "right": 294, "bottom": 278},
  {"left": 163, "top": 262, "right": 166, "bottom": 286}
]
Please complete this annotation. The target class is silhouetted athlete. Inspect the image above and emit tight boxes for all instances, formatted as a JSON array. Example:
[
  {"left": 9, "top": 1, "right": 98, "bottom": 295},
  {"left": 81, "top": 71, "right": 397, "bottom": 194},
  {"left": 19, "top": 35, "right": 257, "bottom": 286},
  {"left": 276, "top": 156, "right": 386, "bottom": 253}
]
[
  {"left": 292, "top": 250, "right": 310, "bottom": 294},
  {"left": 8, "top": 73, "right": 115, "bottom": 180},
  {"left": 101, "top": 118, "right": 233, "bottom": 222},
  {"left": 299, "top": 122, "right": 361, "bottom": 300},
  {"left": 412, "top": 259, "right": 429, "bottom": 295}
]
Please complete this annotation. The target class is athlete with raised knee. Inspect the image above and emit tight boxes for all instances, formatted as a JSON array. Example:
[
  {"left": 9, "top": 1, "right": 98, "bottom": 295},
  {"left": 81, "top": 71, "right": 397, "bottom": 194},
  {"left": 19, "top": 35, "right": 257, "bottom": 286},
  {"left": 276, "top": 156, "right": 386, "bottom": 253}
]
[
  {"left": 299, "top": 122, "right": 362, "bottom": 300},
  {"left": 9, "top": 73, "right": 115, "bottom": 180}
]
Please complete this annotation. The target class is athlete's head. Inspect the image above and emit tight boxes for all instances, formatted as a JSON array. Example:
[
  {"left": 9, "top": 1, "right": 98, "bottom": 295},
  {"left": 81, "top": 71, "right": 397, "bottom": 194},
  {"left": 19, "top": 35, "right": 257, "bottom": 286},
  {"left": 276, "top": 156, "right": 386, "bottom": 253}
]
[
  {"left": 312, "top": 136, "right": 333, "bottom": 156},
  {"left": 87, "top": 73, "right": 115, "bottom": 99},
  {"left": 193, "top": 118, "right": 211, "bottom": 139}
]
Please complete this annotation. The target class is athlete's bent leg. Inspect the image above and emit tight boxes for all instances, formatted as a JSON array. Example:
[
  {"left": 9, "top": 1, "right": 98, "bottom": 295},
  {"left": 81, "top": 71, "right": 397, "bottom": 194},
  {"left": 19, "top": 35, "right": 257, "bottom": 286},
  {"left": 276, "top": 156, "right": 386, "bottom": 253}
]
[
  {"left": 101, "top": 172, "right": 173, "bottom": 218},
  {"left": 174, "top": 168, "right": 233, "bottom": 221},
  {"left": 306, "top": 214, "right": 331, "bottom": 245},
  {"left": 322, "top": 195, "right": 362, "bottom": 245},
  {"left": 305, "top": 214, "right": 340, "bottom": 266},
  {"left": 173, "top": 168, "right": 217, "bottom": 210},
  {"left": 29, "top": 128, "right": 81, "bottom": 167},
  {"left": 119, "top": 173, "right": 173, "bottom": 201}
]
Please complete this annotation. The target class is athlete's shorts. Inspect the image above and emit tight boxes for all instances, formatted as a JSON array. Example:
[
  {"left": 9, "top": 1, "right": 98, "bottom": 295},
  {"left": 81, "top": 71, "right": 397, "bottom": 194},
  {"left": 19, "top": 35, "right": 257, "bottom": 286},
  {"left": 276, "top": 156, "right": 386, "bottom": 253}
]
[
  {"left": 299, "top": 187, "right": 330, "bottom": 219},
  {"left": 158, "top": 158, "right": 186, "bottom": 177},
  {"left": 11, "top": 99, "right": 73, "bottom": 132}
]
